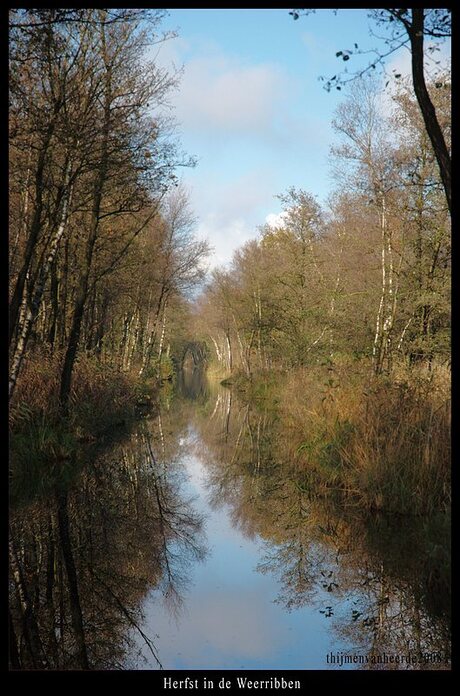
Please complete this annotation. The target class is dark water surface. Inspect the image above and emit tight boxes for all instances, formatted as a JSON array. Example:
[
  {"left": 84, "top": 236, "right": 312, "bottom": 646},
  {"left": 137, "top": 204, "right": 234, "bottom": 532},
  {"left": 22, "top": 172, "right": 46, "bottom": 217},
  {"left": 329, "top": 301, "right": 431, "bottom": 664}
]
[{"left": 9, "top": 370, "right": 451, "bottom": 670}]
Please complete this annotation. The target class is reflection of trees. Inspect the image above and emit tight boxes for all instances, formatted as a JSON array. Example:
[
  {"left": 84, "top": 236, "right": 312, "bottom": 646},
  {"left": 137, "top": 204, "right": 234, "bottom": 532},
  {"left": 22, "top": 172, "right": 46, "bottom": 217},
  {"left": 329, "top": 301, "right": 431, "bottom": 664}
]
[
  {"left": 193, "top": 383, "right": 451, "bottom": 669},
  {"left": 177, "top": 366, "right": 210, "bottom": 403},
  {"left": 9, "top": 415, "right": 206, "bottom": 670},
  {"left": 328, "top": 514, "right": 451, "bottom": 669},
  {"left": 12, "top": 375, "right": 448, "bottom": 670},
  {"left": 142, "top": 427, "right": 206, "bottom": 614}
]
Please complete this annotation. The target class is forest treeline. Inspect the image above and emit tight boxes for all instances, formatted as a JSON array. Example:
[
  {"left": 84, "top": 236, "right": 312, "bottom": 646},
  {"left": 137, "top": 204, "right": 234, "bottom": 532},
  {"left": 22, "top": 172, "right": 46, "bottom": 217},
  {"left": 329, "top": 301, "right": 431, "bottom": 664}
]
[
  {"left": 9, "top": 9, "right": 208, "bottom": 436},
  {"left": 196, "top": 77, "right": 450, "bottom": 377}
]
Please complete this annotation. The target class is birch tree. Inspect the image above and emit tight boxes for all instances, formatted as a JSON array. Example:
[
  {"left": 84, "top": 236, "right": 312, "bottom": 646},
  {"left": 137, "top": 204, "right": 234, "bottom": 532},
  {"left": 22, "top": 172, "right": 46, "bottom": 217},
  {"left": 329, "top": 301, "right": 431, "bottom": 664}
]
[{"left": 331, "top": 78, "right": 400, "bottom": 373}]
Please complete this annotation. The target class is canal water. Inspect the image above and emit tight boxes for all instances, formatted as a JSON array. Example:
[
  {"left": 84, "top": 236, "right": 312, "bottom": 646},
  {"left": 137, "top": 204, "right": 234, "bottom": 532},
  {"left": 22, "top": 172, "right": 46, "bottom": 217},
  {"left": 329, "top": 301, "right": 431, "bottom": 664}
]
[
  {"left": 131, "top": 370, "right": 451, "bottom": 670},
  {"left": 133, "top": 425, "right": 353, "bottom": 670},
  {"left": 9, "top": 369, "right": 451, "bottom": 670}
]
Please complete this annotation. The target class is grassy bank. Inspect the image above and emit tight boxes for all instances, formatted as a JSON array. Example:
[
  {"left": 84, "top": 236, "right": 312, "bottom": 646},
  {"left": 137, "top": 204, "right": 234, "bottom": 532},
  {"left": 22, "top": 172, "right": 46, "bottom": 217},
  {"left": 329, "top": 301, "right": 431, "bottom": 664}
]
[
  {"left": 284, "top": 362, "right": 450, "bottom": 515},
  {"left": 224, "top": 361, "right": 451, "bottom": 516},
  {"left": 9, "top": 349, "right": 160, "bottom": 505}
]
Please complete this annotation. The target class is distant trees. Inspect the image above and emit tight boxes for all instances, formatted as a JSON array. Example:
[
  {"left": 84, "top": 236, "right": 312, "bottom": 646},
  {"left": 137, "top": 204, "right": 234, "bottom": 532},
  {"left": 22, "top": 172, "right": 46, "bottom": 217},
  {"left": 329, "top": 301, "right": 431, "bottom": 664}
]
[
  {"left": 9, "top": 9, "right": 205, "bottom": 404},
  {"left": 196, "top": 75, "right": 450, "bottom": 376},
  {"left": 137, "top": 186, "right": 209, "bottom": 378}
]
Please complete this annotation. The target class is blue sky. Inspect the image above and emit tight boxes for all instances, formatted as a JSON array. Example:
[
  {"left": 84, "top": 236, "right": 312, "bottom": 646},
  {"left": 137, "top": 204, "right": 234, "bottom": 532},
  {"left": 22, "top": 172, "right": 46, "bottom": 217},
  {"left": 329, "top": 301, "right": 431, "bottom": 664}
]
[{"left": 150, "top": 9, "right": 450, "bottom": 268}]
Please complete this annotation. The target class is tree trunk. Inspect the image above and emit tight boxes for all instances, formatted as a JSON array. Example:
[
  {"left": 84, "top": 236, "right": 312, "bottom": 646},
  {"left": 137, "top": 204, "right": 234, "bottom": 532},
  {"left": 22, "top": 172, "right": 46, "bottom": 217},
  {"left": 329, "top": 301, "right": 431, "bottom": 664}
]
[
  {"left": 210, "top": 335, "right": 223, "bottom": 365},
  {"left": 156, "top": 300, "right": 168, "bottom": 378},
  {"left": 10, "top": 147, "right": 32, "bottom": 279},
  {"left": 410, "top": 9, "right": 451, "bottom": 214},
  {"left": 47, "top": 257, "right": 60, "bottom": 350},
  {"left": 225, "top": 331, "right": 233, "bottom": 372},
  {"left": 139, "top": 288, "right": 166, "bottom": 377},
  {"left": 56, "top": 490, "right": 89, "bottom": 669},
  {"left": 9, "top": 169, "right": 73, "bottom": 400},
  {"left": 9, "top": 527, "right": 49, "bottom": 669},
  {"left": 9, "top": 90, "right": 65, "bottom": 350},
  {"left": 372, "top": 194, "right": 387, "bottom": 374},
  {"left": 9, "top": 610, "right": 21, "bottom": 669},
  {"left": 59, "top": 283, "right": 87, "bottom": 414}
]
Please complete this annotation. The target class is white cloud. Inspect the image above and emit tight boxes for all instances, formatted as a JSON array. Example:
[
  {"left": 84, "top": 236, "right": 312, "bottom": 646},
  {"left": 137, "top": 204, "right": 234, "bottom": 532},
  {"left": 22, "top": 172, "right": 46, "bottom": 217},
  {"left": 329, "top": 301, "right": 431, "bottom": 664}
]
[
  {"left": 149, "top": 34, "right": 333, "bottom": 270},
  {"left": 197, "top": 216, "right": 254, "bottom": 269},
  {"left": 169, "top": 48, "right": 291, "bottom": 137},
  {"left": 187, "top": 167, "right": 277, "bottom": 268},
  {"left": 265, "top": 211, "right": 287, "bottom": 228}
]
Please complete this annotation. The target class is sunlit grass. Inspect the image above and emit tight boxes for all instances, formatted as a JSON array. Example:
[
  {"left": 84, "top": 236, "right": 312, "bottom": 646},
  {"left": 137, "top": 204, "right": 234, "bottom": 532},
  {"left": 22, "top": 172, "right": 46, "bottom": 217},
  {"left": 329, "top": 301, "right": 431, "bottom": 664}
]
[{"left": 278, "top": 361, "right": 451, "bottom": 515}]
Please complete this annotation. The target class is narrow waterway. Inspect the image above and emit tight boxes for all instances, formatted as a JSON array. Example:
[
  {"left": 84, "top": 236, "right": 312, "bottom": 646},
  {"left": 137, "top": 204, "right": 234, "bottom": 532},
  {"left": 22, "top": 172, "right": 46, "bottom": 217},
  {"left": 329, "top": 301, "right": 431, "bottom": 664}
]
[
  {"left": 134, "top": 425, "right": 353, "bottom": 669},
  {"left": 9, "top": 369, "right": 451, "bottom": 670},
  {"left": 130, "top": 369, "right": 451, "bottom": 670}
]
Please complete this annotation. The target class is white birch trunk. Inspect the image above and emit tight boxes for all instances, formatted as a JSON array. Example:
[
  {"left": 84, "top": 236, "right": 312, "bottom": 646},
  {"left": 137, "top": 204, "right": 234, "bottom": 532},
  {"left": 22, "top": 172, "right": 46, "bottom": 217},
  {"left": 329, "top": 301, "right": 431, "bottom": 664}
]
[{"left": 9, "top": 167, "right": 73, "bottom": 399}]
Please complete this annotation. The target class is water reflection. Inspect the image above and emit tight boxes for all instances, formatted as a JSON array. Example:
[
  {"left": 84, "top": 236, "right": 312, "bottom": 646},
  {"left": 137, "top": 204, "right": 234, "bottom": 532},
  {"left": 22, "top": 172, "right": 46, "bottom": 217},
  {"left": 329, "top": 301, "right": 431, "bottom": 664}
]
[
  {"left": 177, "top": 365, "right": 210, "bottom": 403},
  {"left": 192, "top": 376, "right": 451, "bottom": 670},
  {"left": 9, "top": 413, "right": 206, "bottom": 670},
  {"left": 9, "top": 370, "right": 451, "bottom": 670}
]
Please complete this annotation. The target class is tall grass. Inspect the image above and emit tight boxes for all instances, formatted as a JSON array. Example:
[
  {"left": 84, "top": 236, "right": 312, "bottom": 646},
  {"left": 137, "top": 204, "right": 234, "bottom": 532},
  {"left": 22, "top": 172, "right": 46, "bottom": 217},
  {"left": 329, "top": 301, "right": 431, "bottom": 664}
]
[
  {"left": 279, "top": 361, "right": 451, "bottom": 515},
  {"left": 9, "top": 349, "right": 151, "bottom": 504},
  {"left": 10, "top": 349, "right": 139, "bottom": 433}
]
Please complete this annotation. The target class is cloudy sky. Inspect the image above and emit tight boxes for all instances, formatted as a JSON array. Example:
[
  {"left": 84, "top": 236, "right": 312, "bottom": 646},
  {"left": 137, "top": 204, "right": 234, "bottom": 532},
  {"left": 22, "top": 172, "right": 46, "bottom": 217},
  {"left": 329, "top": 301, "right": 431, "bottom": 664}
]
[{"left": 151, "top": 9, "right": 450, "bottom": 269}]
